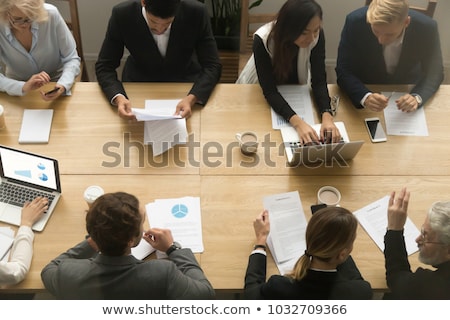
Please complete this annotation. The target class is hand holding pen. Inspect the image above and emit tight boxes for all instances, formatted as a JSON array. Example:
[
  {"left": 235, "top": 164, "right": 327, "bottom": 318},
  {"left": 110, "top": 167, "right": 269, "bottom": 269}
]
[{"left": 143, "top": 227, "right": 174, "bottom": 252}]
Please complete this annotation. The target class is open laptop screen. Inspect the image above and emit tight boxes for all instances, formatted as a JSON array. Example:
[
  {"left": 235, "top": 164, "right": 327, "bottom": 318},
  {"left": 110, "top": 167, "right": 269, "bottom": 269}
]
[{"left": 0, "top": 146, "right": 60, "bottom": 192}]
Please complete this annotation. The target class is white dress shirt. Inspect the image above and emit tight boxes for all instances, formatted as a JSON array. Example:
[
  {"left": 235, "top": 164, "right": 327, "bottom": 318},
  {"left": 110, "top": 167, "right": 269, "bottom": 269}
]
[{"left": 141, "top": 7, "right": 171, "bottom": 57}]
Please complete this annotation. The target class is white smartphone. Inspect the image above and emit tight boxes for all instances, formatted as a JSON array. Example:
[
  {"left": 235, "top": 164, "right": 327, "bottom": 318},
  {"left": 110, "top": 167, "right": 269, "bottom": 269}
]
[{"left": 364, "top": 117, "right": 387, "bottom": 143}]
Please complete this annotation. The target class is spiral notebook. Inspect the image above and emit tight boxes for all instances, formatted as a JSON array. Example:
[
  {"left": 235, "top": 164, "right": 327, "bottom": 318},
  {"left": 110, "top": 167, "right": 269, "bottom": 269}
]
[{"left": 18, "top": 109, "right": 54, "bottom": 144}]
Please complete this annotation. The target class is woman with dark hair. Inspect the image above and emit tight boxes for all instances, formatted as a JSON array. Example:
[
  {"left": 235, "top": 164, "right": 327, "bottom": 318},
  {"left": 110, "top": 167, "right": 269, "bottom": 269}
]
[
  {"left": 237, "top": 0, "right": 340, "bottom": 145},
  {"left": 244, "top": 206, "right": 373, "bottom": 299}
]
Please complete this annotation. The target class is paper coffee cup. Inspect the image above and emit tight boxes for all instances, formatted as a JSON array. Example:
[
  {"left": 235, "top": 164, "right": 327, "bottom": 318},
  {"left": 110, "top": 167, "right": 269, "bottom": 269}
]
[
  {"left": 84, "top": 185, "right": 104, "bottom": 207},
  {"left": 317, "top": 186, "right": 341, "bottom": 206}
]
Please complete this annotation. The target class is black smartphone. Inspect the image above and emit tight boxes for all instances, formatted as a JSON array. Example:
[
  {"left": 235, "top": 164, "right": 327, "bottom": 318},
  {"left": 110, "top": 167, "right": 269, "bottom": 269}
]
[
  {"left": 364, "top": 117, "right": 387, "bottom": 143},
  {"left": 44, "top": 87, "right": 59, "bottom": 96},
  {"left": 311, "top": 203, "right": 327, "bottom": 214}
]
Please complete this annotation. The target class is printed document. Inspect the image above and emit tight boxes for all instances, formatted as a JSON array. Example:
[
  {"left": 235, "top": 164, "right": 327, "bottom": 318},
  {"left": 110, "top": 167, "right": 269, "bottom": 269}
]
[
  {"left": 354, "top": 195, "right": 420, "bottom": 255},
  {"left": 132, "top": 100, "right": 188, "bottom": 156},
  {"left": 382, "top": 91, "right": 429, "bottom": 136},
  {"left": 146, "top": 196, "right": 203, "bottom": 255},
  {"left": 271, "top": 85, "right": 315, "bottom": 129},
  {"left": 263, "top": 191, "right": 307, "bottom": 275}
]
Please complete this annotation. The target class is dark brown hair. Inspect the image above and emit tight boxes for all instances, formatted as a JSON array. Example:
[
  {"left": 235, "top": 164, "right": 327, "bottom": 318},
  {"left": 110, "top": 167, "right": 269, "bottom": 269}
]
[{"left": 86, "top": 192, "right": 142, "bottom": 256}]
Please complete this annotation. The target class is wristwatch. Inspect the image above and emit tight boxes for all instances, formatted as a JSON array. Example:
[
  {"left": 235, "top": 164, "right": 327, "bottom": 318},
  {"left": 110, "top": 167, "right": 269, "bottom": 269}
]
[
  {"left": 166, "top": 241, "right": 182, "bottom": 256},
  {"left": 412, "top": 94, "right": 423, "bottom": 107},
  {"left": 320, "top": 108, "right": 334, "bottom": 117}
]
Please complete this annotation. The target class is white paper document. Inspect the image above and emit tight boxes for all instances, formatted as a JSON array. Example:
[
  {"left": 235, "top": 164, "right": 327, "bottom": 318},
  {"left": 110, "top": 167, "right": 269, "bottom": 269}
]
[
  {"left": 382, "top": 91, "right": 429, "bottom": 136},
  {"left": 354, "top": 195, "right": 420, "bottom": 255},
  {"left": 131, "top": 237, "right": 156, "bottom": 260},
  {"left": 0, "top": 227, "right": 15, "bottom": 261},
  {"left": 146, "top": 196, "right": 203, "bottom": 254},
  {"left": 132, "top": 108, "right": 181, "bottom": 121},
  {"left": 133, "top": 100, "right": 188, "bottom": 156},
  {"left": 271, "top": 85, "right": 315, "bottom": 129},
  {"left": 263, "top": 191, "right": 307, "bottom": 275}
]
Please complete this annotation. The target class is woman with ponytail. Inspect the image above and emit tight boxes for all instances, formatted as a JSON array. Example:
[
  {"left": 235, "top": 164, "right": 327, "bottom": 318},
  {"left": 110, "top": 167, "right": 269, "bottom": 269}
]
[{"left": 244, "top": 207, "right": 372, "bottom": 299}]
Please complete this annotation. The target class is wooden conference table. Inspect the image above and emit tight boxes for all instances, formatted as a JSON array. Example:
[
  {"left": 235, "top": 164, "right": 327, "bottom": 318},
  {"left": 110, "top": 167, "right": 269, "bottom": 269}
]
[{"left": 0, "top": 82, "right": 449, "bottom": 295}]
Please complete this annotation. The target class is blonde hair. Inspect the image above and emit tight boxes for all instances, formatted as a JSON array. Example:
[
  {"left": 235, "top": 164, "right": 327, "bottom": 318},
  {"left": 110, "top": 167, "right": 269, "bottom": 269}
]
[
  {"left": 367, "top": 0, "right": 409, "bottom": 25},
  {"left": 288, "top": 206, "right": 357, "bottom": 281},
  {"left": 0, "top": 0, "right": 48, "bottom": 24}
]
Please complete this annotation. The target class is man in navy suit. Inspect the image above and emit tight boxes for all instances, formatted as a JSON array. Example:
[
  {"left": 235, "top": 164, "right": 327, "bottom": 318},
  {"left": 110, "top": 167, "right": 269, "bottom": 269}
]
[
  {"left": 336, "top": 0, "right": 443, "bottom": 112},
  {"left": 95, "top": 0, "right": 221, "bottom": 120}
]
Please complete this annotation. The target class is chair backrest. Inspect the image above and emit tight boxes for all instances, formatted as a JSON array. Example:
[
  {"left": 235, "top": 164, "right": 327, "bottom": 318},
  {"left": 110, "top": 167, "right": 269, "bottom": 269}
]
[
  {"left": 239, "top": 0, "right": 276, "bottom": 54},
  {"left": 364, "top": 0, "right": 437, "bottom": 18},
  {"left": 47, "top": 0, "right": 89, "bottom": 81}
]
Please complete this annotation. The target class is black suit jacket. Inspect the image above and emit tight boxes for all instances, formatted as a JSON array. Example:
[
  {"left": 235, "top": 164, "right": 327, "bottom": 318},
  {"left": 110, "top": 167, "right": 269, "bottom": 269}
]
[
  {"left": 384, "top": 230, "right": 450, "bottom": 299},
  {"left": 336, "top": 7, "right": 443, "bottom": 108},
  {"left": 95, "top": 0, "right": 221, "bottom": 104},
  {"left": 244, "top": 253, "right": 372, "bottom": 299}
]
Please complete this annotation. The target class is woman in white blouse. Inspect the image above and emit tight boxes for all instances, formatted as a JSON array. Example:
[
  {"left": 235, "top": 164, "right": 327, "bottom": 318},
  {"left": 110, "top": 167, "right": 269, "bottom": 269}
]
[
  {"left": 0, "top": 197, "right": 47, "bottom": 286},
  {"left": 0, "top": 0, "right": 80, "bottom": 100}
]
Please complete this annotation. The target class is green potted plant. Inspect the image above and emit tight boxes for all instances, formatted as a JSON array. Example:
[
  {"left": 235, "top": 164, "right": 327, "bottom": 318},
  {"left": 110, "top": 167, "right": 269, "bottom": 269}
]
[{"left": 198, "top": 0, "right": 264, "bottom": 50}]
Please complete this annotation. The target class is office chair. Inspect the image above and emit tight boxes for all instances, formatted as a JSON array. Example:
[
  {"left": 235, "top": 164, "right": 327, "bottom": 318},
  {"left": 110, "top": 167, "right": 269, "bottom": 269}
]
[
  {"left": 48, "top": 0, "right": 89, "bottom": 81},
  {"left": 364, "top": 0, "right": 437, "bottom": 18},
  {"left": 238, "top": 0, "right": 276, "bottom": 74}
]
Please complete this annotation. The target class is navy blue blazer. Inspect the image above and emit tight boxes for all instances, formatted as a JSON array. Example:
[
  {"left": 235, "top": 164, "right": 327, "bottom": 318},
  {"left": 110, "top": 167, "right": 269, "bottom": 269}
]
[
  {"left": 95, "top": 0, "right": 221, "bottom": 104},
  {"left": 336, "top": 7, "right": 443, "bottom": 108}
]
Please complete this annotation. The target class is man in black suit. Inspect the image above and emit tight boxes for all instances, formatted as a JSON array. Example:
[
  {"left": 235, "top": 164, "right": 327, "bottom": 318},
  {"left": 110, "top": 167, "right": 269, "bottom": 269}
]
[
  {"left": 95, "top": 0, "right": 221, "bottom": 120},
  {"left": 385, "top": 187, "right": 450, "bottom": 299},
  {"left": 336, "top": 0, "right": 443, "bottom": 112}
]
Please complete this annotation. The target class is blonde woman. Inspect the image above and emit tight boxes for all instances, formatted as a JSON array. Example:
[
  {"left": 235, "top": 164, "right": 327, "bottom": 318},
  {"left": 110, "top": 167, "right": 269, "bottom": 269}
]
[
  {"left": 245, "top": 206, "right": 372, "bottom": 299},
  {"left": 0, "top": 0, "right": 80, "bottom": 100}
]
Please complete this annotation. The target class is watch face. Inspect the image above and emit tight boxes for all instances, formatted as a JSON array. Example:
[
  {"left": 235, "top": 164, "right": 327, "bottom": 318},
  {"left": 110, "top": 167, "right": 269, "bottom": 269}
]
[
  {"left": 414, "top": 95, "right": 422, "bottom": 104},
  {"left": 173, "top": 241, "right": 182, "bottom": 249}
]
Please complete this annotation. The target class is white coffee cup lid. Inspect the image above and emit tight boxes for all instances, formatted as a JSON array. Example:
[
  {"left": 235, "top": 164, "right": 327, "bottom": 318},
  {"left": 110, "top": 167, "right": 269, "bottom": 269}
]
[{"left": 84, "top": 185, "right": 104, "bottom": 203}]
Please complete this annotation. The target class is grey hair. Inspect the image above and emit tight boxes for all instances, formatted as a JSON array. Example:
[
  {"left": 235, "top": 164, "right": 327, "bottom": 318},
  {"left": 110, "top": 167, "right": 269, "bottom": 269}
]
[{"left": 428, "top": 201, "right": 450, "bottom": 245}]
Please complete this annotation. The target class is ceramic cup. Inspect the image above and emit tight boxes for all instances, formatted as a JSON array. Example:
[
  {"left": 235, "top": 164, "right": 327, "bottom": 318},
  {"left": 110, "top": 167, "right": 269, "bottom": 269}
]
[
  {"left": 235, "top": 131, "right": 258, "bottom": 155},
  {"left": 317, "top": 186, "right": 341, "bottom": 206},
  {"left": 84, "top": 185, "right": 104, "bottom": 208}
]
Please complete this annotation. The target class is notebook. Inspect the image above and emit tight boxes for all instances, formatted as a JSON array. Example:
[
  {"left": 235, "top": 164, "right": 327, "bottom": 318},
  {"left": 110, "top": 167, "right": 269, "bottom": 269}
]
[
  {"left": 281, "top": 122, "right": 364, "bottom": 167},
  {"left": 0, "top": 145, "right": 62, "bottom": 231},
  {"left": 18, "top": 109, "right": 54, "bottom": 144}
]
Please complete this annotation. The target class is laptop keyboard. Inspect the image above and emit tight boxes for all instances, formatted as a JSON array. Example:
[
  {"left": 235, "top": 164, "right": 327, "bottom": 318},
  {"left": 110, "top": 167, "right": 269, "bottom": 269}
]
[
  {"left": 0, "top": 183, "right": 55, "bottom": 212},
  {"left": 290, "top": 137, "right": 345, "bottom": 149}
]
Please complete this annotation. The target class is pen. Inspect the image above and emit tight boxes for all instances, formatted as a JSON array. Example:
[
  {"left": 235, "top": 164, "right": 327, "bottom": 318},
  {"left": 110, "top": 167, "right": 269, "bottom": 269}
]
[{"left": 387, "top": 91, "right": 395, "bottom": 100}]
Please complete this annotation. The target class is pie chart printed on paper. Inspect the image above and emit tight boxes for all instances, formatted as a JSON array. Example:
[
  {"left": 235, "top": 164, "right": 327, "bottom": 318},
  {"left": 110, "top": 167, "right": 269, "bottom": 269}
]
[{"left": 171, "top": 204, "right": 188, "bottom": 218}]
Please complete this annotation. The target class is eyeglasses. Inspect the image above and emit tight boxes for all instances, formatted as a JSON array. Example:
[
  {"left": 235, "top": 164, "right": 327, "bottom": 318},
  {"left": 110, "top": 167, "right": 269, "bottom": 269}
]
[
  {"left": 8, "top": 13, "right": 33, "bottom": 26},
  {"left": 418, "top": 228, "right": 446, "bottom": 245}
]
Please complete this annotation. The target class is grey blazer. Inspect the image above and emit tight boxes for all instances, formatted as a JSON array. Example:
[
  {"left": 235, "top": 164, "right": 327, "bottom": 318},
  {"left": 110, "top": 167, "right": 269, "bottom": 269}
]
[{"left": 41, "top": 240, "right": 215, "bottom": 299}]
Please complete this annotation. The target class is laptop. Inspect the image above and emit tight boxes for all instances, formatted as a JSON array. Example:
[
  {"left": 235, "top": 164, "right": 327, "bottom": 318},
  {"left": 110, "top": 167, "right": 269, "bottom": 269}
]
[
  {"left": 0, "top": 145, "right": 62, "bottom": 231},
  {"left": 281, "top": 122, "right": 364, "bottom": 167}
]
